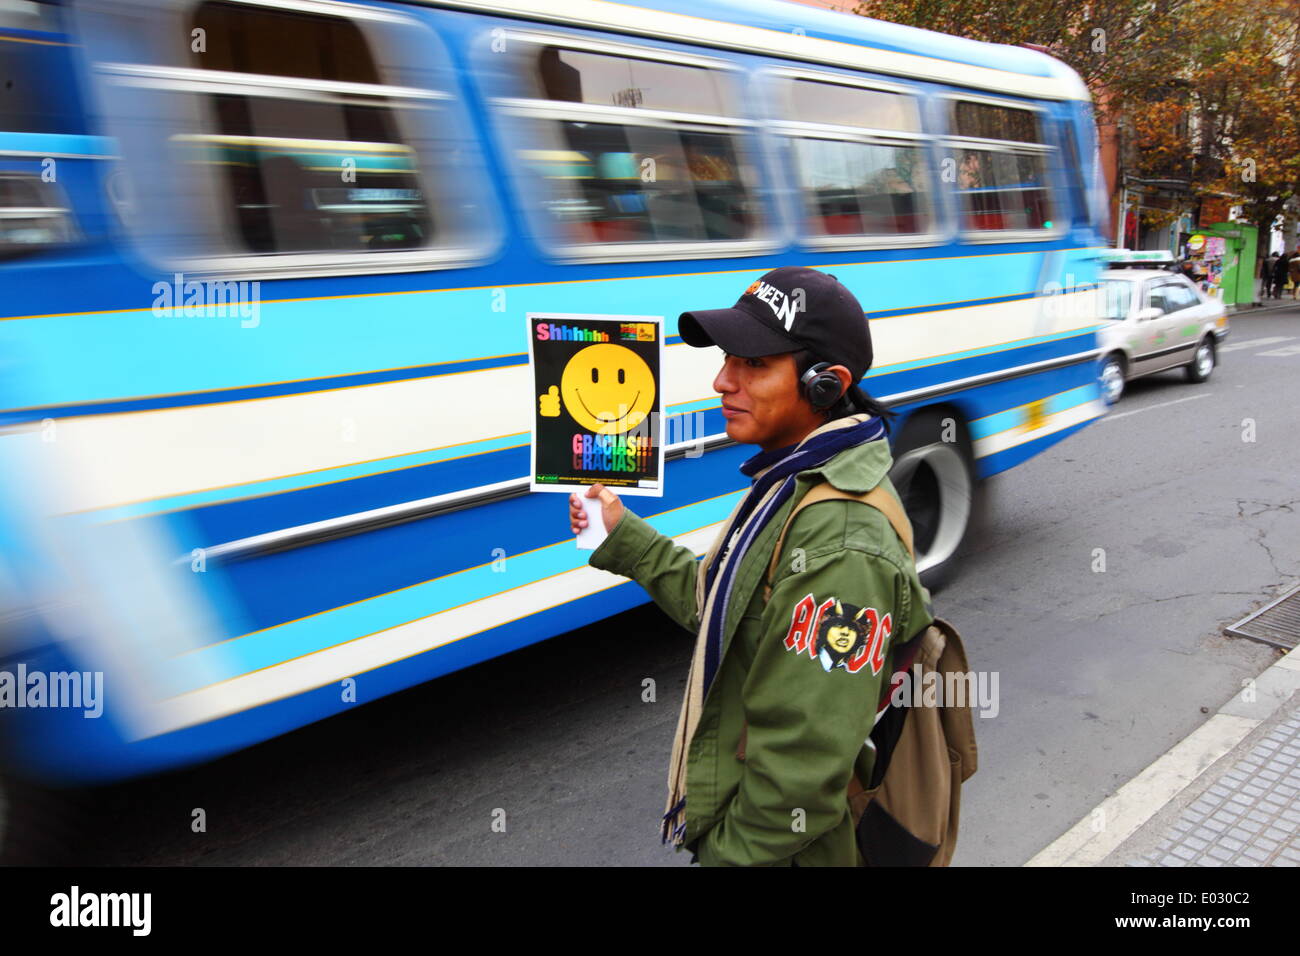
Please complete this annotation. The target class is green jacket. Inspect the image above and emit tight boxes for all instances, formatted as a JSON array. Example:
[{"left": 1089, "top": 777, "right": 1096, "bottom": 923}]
[{"left": 589, "top": 436, "right": 933, "bottom": 866}]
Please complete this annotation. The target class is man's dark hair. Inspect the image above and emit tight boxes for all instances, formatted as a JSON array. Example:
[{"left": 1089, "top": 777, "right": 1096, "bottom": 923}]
[
  {"left": 790, "top": 348, "right": 896, "bottom": 433},
  {"left": 815, "top": 604, "right": 868, "bottom": 664}
]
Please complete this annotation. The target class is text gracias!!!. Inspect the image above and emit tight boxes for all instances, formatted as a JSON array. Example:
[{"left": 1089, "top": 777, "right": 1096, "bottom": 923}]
[{"left": 572, "top": 431, "right": 653, "bottom": 473}]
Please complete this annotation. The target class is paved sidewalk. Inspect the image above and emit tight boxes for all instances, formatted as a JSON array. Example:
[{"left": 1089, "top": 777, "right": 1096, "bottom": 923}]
[
  {"left": 1026, "top": 639, "right": 1300, "bottom": 867},
  {"left": 1114, "top": 698, "right": 1300, "bottom": 867}
]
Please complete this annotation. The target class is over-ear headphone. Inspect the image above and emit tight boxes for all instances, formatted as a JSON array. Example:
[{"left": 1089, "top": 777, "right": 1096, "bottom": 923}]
[{"left": 799, "top": 362, "right": 844, "bottom": 410}]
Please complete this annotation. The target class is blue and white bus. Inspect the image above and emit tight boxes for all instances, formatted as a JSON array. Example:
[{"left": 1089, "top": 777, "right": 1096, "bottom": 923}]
[{"left": 0, "top": 0, "right": 1110, "bottom": 798}]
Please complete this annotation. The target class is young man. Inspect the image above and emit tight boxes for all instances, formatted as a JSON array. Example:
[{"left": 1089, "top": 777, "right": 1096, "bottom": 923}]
[{"left": 567, "top": 266, "right": 932, "bottom": 866}]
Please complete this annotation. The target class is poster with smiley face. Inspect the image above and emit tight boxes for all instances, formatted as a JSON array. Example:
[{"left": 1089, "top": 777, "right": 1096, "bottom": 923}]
[{"left": 527, "top": 313, "right": 665, "bottom": 497}]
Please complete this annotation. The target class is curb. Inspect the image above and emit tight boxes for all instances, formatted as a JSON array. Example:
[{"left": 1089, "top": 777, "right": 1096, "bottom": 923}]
[
  {"left": 1024, "top": 640, "right": 1300, "bottom": 867},
  {"left": 1229, "top": 300, "right": 1300, "bottom": 314}
]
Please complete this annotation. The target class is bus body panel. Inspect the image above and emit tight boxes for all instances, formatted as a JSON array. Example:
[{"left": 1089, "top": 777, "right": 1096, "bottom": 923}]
[{"left": 0, "top": 0, "right": 1107, "bottom": 783}]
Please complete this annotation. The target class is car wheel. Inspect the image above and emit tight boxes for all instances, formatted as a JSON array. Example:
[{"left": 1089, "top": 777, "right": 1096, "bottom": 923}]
[
  {"left": 887, "top": 410, "right": 979, "bottom": 594},
  {"left": 1099, "top": 354, "right": 1126, "bottom": 406},
  {"left": 1185, "top": 336, "right": 1215, "bottom": 383}
]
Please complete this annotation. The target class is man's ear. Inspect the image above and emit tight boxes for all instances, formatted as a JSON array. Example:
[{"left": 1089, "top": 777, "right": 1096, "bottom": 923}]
[{"left": 826, "top": 365, "right": 852, "bottom": 393}]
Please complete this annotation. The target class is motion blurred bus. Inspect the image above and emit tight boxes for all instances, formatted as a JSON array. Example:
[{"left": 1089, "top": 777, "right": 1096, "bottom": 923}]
[{"left": 0, "top": 0, "right": 1110, "bottom": 821}]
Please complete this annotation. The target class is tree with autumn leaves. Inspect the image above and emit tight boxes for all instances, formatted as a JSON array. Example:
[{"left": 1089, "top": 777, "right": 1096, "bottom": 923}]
[{"left": 854, "top": 0, "right": 1300, "bottom": 241}]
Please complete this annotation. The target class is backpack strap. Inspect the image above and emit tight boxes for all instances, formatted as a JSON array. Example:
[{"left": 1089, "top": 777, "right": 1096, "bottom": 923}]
[{"left": 764, "top": 480, "right": 915, "bottom": 602}]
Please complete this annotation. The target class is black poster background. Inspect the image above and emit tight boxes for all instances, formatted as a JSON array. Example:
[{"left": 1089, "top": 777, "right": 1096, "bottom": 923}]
[{"left": 528, "top": 314, "right": 663, "bottom": 495}]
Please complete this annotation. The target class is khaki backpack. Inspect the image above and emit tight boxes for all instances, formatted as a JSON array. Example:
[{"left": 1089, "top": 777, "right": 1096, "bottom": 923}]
[{"left": 766, "top": 480, "right": 978, "bottom": 867}]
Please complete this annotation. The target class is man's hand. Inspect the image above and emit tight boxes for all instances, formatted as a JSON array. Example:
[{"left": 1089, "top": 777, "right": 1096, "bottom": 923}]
[{"left": 569, "top": 482, "right": 624, "bottom": 535}]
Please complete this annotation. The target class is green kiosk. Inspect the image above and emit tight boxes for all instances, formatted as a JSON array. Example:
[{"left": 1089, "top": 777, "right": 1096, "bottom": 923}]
[{"left": 1188, "top": 222, "right": 1259, "bottom": 309}]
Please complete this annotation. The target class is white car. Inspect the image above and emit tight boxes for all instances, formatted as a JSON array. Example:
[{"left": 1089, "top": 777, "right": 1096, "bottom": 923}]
[{"left": 1095, "top": 268, "right": 1230, "bottom": 405}]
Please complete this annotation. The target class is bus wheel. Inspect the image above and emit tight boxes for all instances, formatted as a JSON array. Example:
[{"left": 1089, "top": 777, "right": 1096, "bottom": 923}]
[
  {"left": 0, "top": 774, "right": 85, "bottom": 865},
  {"left": 1185, "top": 337, "right": 1215, "bottom": 383},
  {"left": 888, "top": 411, "right": 978, "bottom": 593}
]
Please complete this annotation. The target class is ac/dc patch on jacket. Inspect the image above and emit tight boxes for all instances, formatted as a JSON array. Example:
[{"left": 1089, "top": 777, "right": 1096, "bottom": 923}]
[{"left": 782, "top": 596, "right": 892, "bottom": 675}]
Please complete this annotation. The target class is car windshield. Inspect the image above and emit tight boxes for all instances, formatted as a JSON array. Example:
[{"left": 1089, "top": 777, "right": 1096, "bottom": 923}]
[{"left": 1097, "top": 279, "right": 1134, "bottom": 320}]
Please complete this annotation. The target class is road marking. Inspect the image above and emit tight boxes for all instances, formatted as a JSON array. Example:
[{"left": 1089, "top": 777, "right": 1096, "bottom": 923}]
[
  {"left": 1256, "top": 344, "right": 1300, "bottom": 357},
  {"left": 1099, "top": 393, "right": 1209, "bottom": 423},
  {"left": 1217, "top": 335, "right": 1295, "bottom": 353}
]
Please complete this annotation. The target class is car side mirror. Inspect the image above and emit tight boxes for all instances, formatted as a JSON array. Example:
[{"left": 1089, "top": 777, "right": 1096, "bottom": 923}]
[{"left": 1135, "top": 307, "right": 1162, "bottom": 322}]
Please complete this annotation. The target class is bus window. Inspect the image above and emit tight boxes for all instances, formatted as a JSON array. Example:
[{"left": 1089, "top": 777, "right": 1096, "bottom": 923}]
[
  {"left": 773, "top": 75, "right": 934, "bottom": 243},
  {"left": 949, "top": 99, "right": 1057, "bottom": 237},
  {"left": 537, "top": 48, "right": 732, "bottom": 116},
  {"left": 0, "top": 174, "right": 76, "bottom": 255},
  {"left": 186, "top": 1, "right": 433, "bottom": 255},
  {"left": 497, "top": 40, "right": 765, "bottom": 254},
  {"left": 1058, "top": 120, "right": 1090, "bottom": 227}
]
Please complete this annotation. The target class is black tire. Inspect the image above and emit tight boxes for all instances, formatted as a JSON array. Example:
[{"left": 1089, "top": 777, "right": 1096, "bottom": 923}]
[
  {"left": 0, "top": 772, "right": 90, "bottom": 866},
  {"left": 887, "top": 409, "right": 980, "bottom": 594},
  {"left": 1185, "top": 336, "right": 1216, "bottom": 383}
]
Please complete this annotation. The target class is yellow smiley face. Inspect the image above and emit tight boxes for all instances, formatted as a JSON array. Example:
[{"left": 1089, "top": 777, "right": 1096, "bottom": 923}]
[{"left": 559, "top": 343, "right": 656, "bottom": 434}]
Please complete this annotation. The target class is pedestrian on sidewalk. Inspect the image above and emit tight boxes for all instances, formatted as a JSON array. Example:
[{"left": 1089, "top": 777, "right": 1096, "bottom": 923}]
[
  {"left": 1271, "top": 249, "right": 1291, "bottom": 299},
  {"left": 1259, "top": 252, "right": 1276, "bottom": 300},
  {"left": 567, "top": 267, "right": 933, "bottom": 866},
  {"left": 1289, "top": 249, "right": 1300, "bottom": 300}
]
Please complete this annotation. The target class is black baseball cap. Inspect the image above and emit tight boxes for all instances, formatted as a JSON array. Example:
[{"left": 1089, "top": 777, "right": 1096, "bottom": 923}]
[{"left": 679, "top": 266, "right": 874, "bottom": 401}]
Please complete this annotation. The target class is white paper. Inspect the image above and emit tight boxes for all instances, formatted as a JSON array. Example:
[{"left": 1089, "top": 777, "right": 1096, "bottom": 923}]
[{"left": 575, "top": 494, "right": 608, "bottom": 551}]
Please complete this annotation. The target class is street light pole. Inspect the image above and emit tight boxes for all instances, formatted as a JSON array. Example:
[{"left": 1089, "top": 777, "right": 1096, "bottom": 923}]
[{"left": 1116, "top": 176, "right": 1129, "bottom": 248}]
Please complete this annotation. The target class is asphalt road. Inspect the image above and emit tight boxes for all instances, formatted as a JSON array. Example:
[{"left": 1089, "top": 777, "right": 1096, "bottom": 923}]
[{"left": 79, "top": 305, "right": 1300, "bottom": 867}]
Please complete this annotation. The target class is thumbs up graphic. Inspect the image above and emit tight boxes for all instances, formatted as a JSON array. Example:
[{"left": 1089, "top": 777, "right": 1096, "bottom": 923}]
[{"left": 539, "top": 384, "right": 561, "bottom": 417}]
